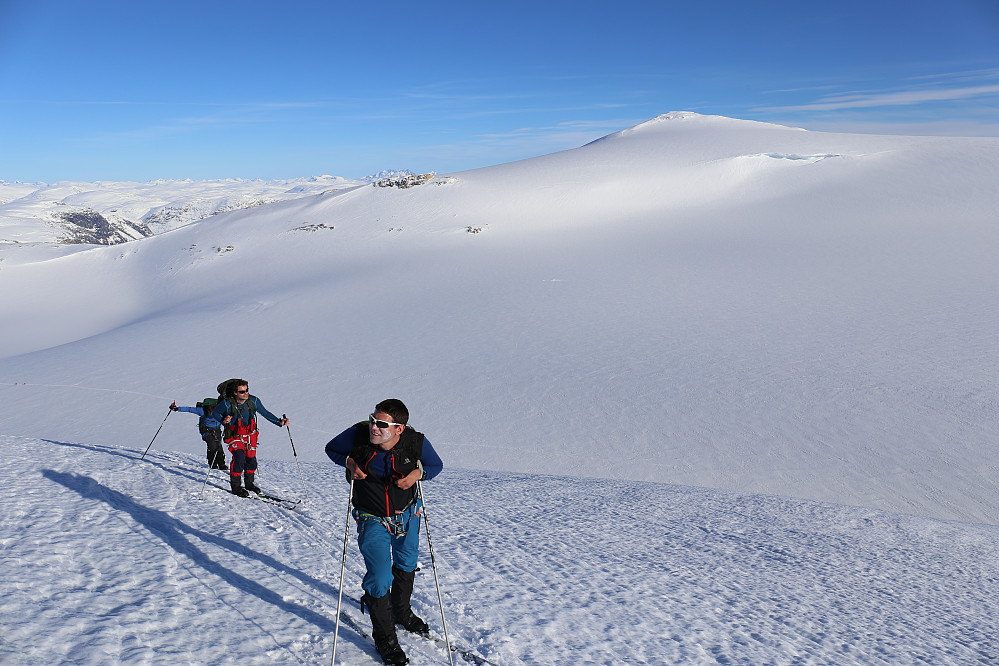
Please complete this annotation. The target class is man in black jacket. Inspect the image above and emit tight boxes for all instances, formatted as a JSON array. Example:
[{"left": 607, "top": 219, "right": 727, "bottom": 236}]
[{"left": 325, "top": 399, "right": 444, "bottom": 665}]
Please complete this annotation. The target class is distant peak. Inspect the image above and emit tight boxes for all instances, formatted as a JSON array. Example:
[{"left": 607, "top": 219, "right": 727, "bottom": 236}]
[
  {"left": 588, "top": 113, "right": 806, "bottom": 145},
  {"left": 585, "top": 112, "right": 711, "bottom": 145},
  {"left": 654, "top": 111, "right": 703, "bottom": 121},
  {"left": 633, "top": 112, "right": 722, "bottom": 129}
]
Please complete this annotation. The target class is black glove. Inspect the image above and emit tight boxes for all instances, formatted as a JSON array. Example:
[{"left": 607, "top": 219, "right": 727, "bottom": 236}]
[{"left": 169, "top": 401, "right": 178, "bottom": 411}]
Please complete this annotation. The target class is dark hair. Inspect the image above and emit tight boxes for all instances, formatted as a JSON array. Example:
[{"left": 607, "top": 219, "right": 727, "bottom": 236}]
[
  {"left": 375, "top": 398, "right": 409, "bottom": 426},
  {"left": 223, "top": 379, "right": 249, "bottom": 398}
]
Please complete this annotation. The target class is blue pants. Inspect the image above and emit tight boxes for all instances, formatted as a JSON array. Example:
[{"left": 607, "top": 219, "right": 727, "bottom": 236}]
[
  {"left": 229, "top": 448, "right": 257, "bottom": 477},
  {"left": 356, "top": 502, "right": 422, "bottom": 598}
]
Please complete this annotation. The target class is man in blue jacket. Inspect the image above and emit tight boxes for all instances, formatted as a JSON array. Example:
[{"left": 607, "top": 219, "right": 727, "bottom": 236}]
[
  {"left": 325, "top": 399, "right": 443, "bottom": 666},
  {"left": 211, "top": 379, "right": 288, "bottom": 498},
  {"left": 169, "top": 400, "right": 227, "bottom": 469}
]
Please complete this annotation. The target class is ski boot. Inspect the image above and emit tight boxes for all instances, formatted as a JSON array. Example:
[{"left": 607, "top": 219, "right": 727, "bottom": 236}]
[
  {"left": 244, "top": 472, "right": 261, "bottom": 494},
  {"left": 391, "top": 567, "right": 430, "bottom": 636},
  {"left": 362, "top": 592, "right": 409, "bottom": 665},
  {"left": 230, "top": 475, "right": 249, "bottom": 498}
]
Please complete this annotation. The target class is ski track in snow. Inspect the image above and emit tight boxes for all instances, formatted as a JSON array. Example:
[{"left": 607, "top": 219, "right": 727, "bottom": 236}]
[{"left": 4, "top": 436, "right": 999, "bottom": 665}]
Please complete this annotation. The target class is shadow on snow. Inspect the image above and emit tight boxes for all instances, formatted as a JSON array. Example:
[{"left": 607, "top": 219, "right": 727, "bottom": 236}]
[{"left": 41, "top": 469, "right": 336, "bottom": 633}]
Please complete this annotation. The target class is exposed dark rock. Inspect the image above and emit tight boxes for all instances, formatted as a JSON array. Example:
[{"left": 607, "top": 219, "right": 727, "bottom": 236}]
[
  {"left": 56, "top": 208, "right": 151, "bottom": 245},
  {"left": 374, "top": 173, "right": 436, "bottom": 189}
]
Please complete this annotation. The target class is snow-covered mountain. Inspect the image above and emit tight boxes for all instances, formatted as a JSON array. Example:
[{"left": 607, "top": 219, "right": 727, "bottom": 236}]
[
  {"left": 0, "top": 174, "right": 390, "bottom": 245},
  {"left": 3, "top": 112, "right": 999, "bottom": 527}
]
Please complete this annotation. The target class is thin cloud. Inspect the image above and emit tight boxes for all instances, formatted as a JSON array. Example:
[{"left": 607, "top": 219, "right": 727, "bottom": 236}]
[
  {"left": 759, "top": 84, "right": 999, "bottom": 112},
  {"left": 909, "top": 68, "right": 999, "bottom": 83},
  {"left": 778, "top": 118, "right": 999, "bottom": 139}
]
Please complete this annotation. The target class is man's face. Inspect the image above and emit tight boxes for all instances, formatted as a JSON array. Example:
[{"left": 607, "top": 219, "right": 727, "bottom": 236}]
[
  {"left": 233, "top": 385, "right": 249, "bottom": 404},
  {"left": 369, "top": 411, "right": 404, "bottom": 450}
]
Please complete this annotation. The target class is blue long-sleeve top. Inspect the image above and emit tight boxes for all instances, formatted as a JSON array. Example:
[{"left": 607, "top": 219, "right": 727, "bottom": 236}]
[
  {"left": 175, "top": 405, "right": 221, "bottom": 429},
  {"left": 325, "top": 425, "right": 443, "bottom": 481},
  {"left": 211, "top": 395, "right": 284, "bottom": 428}
]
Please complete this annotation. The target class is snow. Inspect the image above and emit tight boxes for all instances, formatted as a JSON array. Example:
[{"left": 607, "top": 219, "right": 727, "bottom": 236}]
[
  {"left": 0, "top": 176, "right": 367, "bottom": 245},
  {"left": 4, "top": 436, "right": 998, "bottom": 664},
  {"left": 3, "top": 112, "right": 999, "bottom": 662}
]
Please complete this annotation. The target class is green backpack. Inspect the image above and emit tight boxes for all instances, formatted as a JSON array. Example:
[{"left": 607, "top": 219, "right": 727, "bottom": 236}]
[
  {"left": 195, "top": 397, "right": 220, "bottom": 433},
  {"left": 196, "top": 379, "right": 243, "bottom": 432}
]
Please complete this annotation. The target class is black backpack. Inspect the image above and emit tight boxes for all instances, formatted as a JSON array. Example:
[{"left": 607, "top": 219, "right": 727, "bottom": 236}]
[{"left": 217, "top": 378, "right": 244, "bottom": 399}]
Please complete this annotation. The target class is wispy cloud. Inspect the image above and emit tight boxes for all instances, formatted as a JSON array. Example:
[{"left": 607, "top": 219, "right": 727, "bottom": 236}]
[
  {"left": 758, "top": 83, "right": 999, "bottom": 112},
  {"left": 909, "top": 68, "right": 999, "bottom": 84},
  {"left": 792, "top": 118, "right": 999, "bottom": 138}
]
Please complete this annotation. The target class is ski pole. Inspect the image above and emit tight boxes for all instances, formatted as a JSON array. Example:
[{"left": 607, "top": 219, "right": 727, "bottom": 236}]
[
  {"left": 331, "top": 477, "right": 354, "bottom": 666},
  {"left": 283, "top": 414, "right": 309, "bottom": 500},
  {"left": 418, "top": 474, "right": 454, "bottom": 666},
  {"left": 198, "top": 465, "right": 215, "bottom": 501},
  {"left": 141, "top": 407, "right": 172, "bottom": 460}
]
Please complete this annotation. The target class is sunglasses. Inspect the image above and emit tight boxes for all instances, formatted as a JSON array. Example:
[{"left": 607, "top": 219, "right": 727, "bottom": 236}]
[
  {"left": 369, "top": 414, "right": 402, "bottom": 429},
  {"left": 234, "top": 389, "right": 249, "bottom": 394}
]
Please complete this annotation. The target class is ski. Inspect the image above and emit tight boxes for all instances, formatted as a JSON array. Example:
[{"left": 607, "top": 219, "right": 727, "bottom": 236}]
[
  {"left": 433, "top": 635, "right": 495, "bottom": 665},
  {"left": 343, "top": 595, "right": 496, "bottom": 665},
  {"left": 255, "top": 490, "right": 301, "bottom": 504},
  {"left": 252, "top": 496, "right": 299, "bottom": 509},
  {"left": 334, "top": 608, "right": 383, "bottom": 663},
  {"left": 427, "top": 634, "right": 494, "bottom": 666},
  {"left": 249, "top": 491, "right": 301, "bottom": 508}
]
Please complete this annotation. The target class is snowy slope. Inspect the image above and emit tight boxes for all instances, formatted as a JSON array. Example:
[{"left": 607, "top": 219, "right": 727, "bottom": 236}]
[
  {"left": 0, "top": 176, "right": 366, "bottom": 245},
  {"left": 4, "top": 436, "right": 998, "bottom": 665},
  {"left": 2, "top": 113, "right": 999, "bottom": 526}
]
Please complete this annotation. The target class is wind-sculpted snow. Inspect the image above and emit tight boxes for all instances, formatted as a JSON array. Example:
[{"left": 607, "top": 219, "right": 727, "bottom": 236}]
[
  {"left": 3, "top": 437, "right": 998, "bottom": 664},
  {"left": 749, "top": 152, "right": 842, "bottom": 162}
]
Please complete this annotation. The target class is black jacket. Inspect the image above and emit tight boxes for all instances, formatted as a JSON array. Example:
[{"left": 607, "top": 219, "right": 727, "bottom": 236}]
[{"left": 350, "top": 425, "right": 425, "bottom": 517}]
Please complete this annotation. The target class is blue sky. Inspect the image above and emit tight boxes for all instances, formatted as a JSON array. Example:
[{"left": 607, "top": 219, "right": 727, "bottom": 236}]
[{"left": 1, "top": 0, "right": 997, "bottom": 182}]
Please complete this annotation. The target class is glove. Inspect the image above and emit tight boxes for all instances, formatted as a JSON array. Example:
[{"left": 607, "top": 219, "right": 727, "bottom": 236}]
[{"left": 169, "top": 401, "right": 178, "bottom": 411}]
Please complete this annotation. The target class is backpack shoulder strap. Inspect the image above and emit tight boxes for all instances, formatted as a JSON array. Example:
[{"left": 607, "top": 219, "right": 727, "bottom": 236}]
[{"left": 401, "top": 426, "right": 424, "bottom": 459}]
